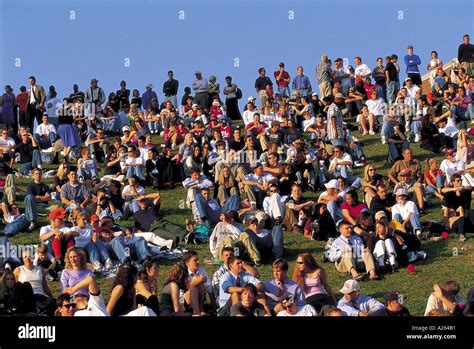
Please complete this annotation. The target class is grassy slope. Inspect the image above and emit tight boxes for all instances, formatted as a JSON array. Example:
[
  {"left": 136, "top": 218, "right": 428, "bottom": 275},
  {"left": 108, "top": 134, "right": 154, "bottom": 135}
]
[{"left": 6, "top": 127, "right": 474, "bottom": 316}]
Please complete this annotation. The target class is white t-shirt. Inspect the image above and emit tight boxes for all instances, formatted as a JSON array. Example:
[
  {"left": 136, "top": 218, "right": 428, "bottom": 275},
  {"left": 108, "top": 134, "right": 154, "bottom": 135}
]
[
  {"left": 391, "top": 200, "right": 418, "bottom": 220},
  {"left": 122, "top": 185, "right": 145, "bottom": 200},
  {"left": 35, "top": 123, "right": 57, "bottom": 136},
  {"left": 242, "top": 109, "right": 257, "bottom": 126},
  {"left": 125, "top": 156, "right": 145, "bottom": 166},
  {"left": 355, "top": 64, "right": 371, "bottom": 78},
  {"left": 406, "top": 85, "right": 420, "bottom": 100},
  {"left": 244, "top": 173, "right": 275, "bottom": 191},
  {"left": 277, "top": 304, "right": 318, "bottom": 317},
  {"left": 303, "top": 117, "right": 316, "bottom": 132},
  {"left": 329, "top": 153, "right": 353, "bottom": 173},
  {"left": 123, "top": 306, "right": 157, "bottom": 317},
  {"left": 440, "top": 159, "right": 465, "bottom": 180},
  {"left": 365, "top": 98, "right": 385, "bottom": 116},
  {"left": 0, "top": 137, "right": 15, "bottom": 153},
  {"left": 75, "top": 293, "right": 109, "bottom": 317},
  {"left": 39, "top": 225, "right": 69, "bottom": 245},
  {"left": 71, "top": 224, "right": 94, "bottom": 248}
]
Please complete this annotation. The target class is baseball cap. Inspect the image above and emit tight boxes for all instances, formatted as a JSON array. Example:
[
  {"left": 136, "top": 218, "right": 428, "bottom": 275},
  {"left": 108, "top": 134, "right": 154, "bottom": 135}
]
[
  {"left": 90, "top": 78, "right": 98, "bottom": 83},
  {"left": 194, "top": 70, "right": 202, "bottom": 75},
  {"left": 90, "top": 214, "right": 100, "bottom": 223},
  {"left": 247, "top": 96, "right": 256, "bottom": 102},
  {"left": 279, "top": 62, "right": 285, "bottom": 67},
  {"left": 324, "top": 179, "right": 340, "bottom": 190},
  {"left": 49, "top": 208, "right": 66, "bottom": 220},
  {"left": 280, "top": 292, "right": 294, "bottom": 306},
  {"left": 146, "top": 83, "right": 153, "bottom": 89},
  {"left": 339, "top": 280, "right": 361, "bottom": 294},
  {"left": 384, "top": 291, "right": 401, "bottom": 305},
  {"left": 374, "top": 211, "right": 387, "bottom": 222},
  {"left": 394, "top": 188, "right": 408, "bottom": 197},
  {"left": 404, "top": 77, "right": 412, "bottom": 82},
  {"left": 311, "top": 92, "right": 318, "bottom": 97},
  {"left": 122, "top": 126, "right": 130, "bottom": 132},
  {"left": 246, "top": 216, "right": 258, "bottom": 226},
  {"left": 399, "top": 168, "right": 412, "bottom": 177},
  {"left": 445, "top": 148, "right": 456, "bottom": 156},
  {"left": 334, "top": 93, "right": 346, "bottom": 99}
]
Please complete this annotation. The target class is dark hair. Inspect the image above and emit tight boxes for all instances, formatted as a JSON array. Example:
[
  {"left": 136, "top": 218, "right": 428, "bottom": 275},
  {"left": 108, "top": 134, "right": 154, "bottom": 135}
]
[
  {"left": 138, "top": 257, "right": 158, "bottom": 283},
  {"left": 182, "top": 250, "right": 198, "bottom": 265},
  {"left": 20, "top": 86, "right": 27, "bottom": 92},
  {"left": 346, "top": 189, "right": 358, "bottom": 203},
  {"left": 227, "top": 255, "right": 241, "bottom": 268},
  {"left": 28, "top": 76, "right": 36, "bottom": 82},
  {"left": 272, "top": 258, "right": 289, "bottom": 271},
  {"left": 338, "top": 220, "right": 351, "bottom": 230},
  {"left": 242, "top": 283, "right": 258, "bottom": 297},
  {"left": 112, "top": 258, "right": 138, "bottom": 299},
  {"left": 56, "top": 293, "right": 73, "bottom": 309},
  {"left": 190, "top": 167, "right": 201, "bottom": 175},
  {"left": 221, "top": 246, "right": 234, "bottom": 255},
  {"left": 451, "top": 173, "right": 462, "bottom": 182}
]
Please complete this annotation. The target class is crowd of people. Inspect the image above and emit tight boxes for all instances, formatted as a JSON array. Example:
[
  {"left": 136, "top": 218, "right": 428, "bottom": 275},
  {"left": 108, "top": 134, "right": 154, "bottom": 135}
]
[{"left": 0, "top": 34, "right": 473, "bottom": 317}]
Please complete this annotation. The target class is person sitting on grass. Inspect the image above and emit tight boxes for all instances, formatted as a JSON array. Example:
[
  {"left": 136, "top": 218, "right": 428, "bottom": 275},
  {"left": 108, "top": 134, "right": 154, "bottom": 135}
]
[
  {"left": 391, "top": 188, "right": 422, "bottom": 237},
  {"left": 337, "top": 279, "right": 384, "bottom": 317},
  {"left": 33, "top": 243, "right": 58, "bottom": 281},
  {"left": 1, "top": 201, "right": 33, "bottom": 236},
  {"left": 291, "top": 253, "right": 337, "bottom": 313},
  {"left": 218, "top": 256, "right": 270, "bottom": 316},
  {"left": 372, "top": 291, "right": 411, "bottom": 317},
  {"left": 328, "top": 220, "right": 379, "bottom": 281},
  {"left": 424, "top": 158, "right": 445, "bottom": 201},
  {"left": 341, "top": 190, "right": 368, "bottom": 226},
  {"left": 77, "top": 148, "right": 99, "bottom": 183},
  {"left": 193, "top": 187, "right": 240, "bottom": 228},
  {"left": 230, "top": 283, "right": 269, "bottom": 317},
  {"left": 424, "top": 281, "right": 465, "bottom": 316},
  {"left": 39, "top": 208, "right": 73, "bottom": 267}
]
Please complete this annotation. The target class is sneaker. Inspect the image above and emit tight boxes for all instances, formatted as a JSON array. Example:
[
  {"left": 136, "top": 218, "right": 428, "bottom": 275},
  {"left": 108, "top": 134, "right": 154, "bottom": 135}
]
[
  {"left": 92, "top": 261, "right": 102, "bottom": 272},
  {"left": 459, "top": 234, "right": 466, "bottom": 242},
  {"left": 105, "top": 259, "right": 114, "bottom": 271},
  {"left": 391, "top": 264, "right": 399, "bottom": 273},
  {"left": 4, "top": 262, "right": 12, "bottom": 271},
  {"left": 416, "top": 251, "right": 427, "bottom": 260},
  {"left": 183, "top": 232, "right": 195, "bottom": 245},
  {"left": 27, "top": 221, "right": 38, "bottom": 232},
  {"left": 353, "top": 161, "right": 364, "bottom": 168},
  {"left": 407, "top": 251, "right": 418, "bottom": 263},
  {"left": 43, "top": 147, "right": 55, "bottom": 153},
  {"left": 381, "top": 136, "right": 387, "bottom": 145},
  {"left": 369, "top": 129, "right": 376, "bottom": 135},
  {"left": 362, "top": 130, "right": 368, "bottom": 136},
  {"left": 274, "top": 217, "right": 282, "bottom": 225},
  {"left": 45, "top": 274, "right": 54, "bottom": 282},
  {"left": 414, "top": 134, "right": 420, "bottom": 143},
  {"left": 415, "top": 229, "right": 422, "bottom": 240}
]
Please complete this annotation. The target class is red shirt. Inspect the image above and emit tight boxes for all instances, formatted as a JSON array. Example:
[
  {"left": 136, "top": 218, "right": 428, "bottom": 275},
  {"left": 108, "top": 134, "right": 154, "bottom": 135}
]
[
  {"left": 16, "top": 92, "right": 28, "bottom": 112},
  {"left": 424, "top": 169, "right": 442, "bottom": 185},
  {"left": 245, "top": 122, "right": 268, "bottom": 136},
  {"left": 274, "top": 70, "right": 290, "bottom": 86},
  {"left": 341, "top": 202, "right": 368, "bottom": 220},
  {"left": 221, "top": 125, "right": 232, "bottom": 140}
]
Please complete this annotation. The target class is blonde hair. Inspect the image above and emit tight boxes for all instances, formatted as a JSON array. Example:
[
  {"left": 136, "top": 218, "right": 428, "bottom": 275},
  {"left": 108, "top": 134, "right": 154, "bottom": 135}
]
[
  {"left": 217, "top": 166, "right": 236, "bottom": 187},
  {"left": 36, "top": 243, "right": 48, "bottom": 255},
  {"left": 64, "top": 247, "right": 87, "bottom": 270}
]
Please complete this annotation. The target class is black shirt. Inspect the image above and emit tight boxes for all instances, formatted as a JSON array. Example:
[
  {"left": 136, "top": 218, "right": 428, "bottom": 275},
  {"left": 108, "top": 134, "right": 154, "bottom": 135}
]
[
  {"left": 385, "top": 61, "right": 398, "bottom": 81},
  {"left": 370, "top": 195, "right": 395, "bottom": 219},
  {"left": 372, "top": 306, "right": 411, "bottom": 317},
  {"left": 163, "top": 79, "right": 179, "bottom": 96},
  {"left": 255, "top": 76, "right": 273, "bottom": 91},
  {"left": 458, "top": 43, "right": 474, "bottom": 63},
  {"left": 445, "top": 189, "right": 472, "bottom": 210},
  {"left": 13, "top": 140, "right": 37, "bottom": 163},
  {"left": 229, "top": 137, "right": 245, "bottom": 152},
  {"left": 27, "top": 182, "right": 51, "bottom": 197},
  {"left": 134, "top": 203, "right": 162, "bottom": 231}
]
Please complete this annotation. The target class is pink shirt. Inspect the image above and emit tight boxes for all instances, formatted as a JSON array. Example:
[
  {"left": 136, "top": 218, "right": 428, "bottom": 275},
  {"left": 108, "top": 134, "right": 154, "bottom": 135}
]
[{"left": 341, "top": 202, "right": 368, "bottom": 220}]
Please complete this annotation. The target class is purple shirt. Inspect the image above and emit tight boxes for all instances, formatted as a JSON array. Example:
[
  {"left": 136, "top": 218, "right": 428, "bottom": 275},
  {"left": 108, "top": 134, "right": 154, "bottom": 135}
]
[
  {"left": 452, "top": 95, "right": 471, "bottom": 113},
  {"left": 60, "top": 269, "right": 94, "bottom": 296}
]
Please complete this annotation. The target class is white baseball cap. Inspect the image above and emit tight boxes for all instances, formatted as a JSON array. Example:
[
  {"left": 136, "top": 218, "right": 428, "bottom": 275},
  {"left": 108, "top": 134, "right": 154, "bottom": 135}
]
[
  {"left": 339, "top": 280, "right": 361, "bottom": 294},
  {"left": 324, "top": 179, "right": 340, "bottom": 190}
]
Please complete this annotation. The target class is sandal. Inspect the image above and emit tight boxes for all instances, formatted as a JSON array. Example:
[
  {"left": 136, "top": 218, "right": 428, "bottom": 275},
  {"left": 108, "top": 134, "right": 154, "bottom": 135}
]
[
  {"left": 369, "top": 274, "right": 380, "bottom": 281},
  {"left": 353, "top": 274, "right": 365, "bottom": 282}
]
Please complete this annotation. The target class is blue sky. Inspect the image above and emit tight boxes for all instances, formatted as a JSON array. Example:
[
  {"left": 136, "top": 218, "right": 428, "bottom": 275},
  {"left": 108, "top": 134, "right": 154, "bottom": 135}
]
[{"left": 1, "top": 0, "right": 472, "bottom": 101}]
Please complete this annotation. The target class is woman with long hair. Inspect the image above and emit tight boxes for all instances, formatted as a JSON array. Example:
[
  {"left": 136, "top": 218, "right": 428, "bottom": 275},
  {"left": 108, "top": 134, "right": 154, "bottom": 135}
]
[
  {"left": 361, "top": 164, "right": 380, "bottom": 206},
  {"left": 216, "top": 166, "right": 239, "bottom": 206},
  {"left": 184, "top": 143, "right": 203, "bottom": 176},
  {"left": 60, "top": 247, "right": 93, "bottom": 296},
  {"left": 107, "top": 258, "right": 138, "bottom": 316},
  {"left": 159, "top": 263, "right": 192, "bottom": 316},
  {"left": 341, "top": 190, "right": 368, "bottom": 226},
  {"left": 303, "top": 203, "right": 337, "bottom": 241},
  {"left": 52, "top": 162, "right": 71, "bottom": 201},
  {"left": 135, "top": 258, "right": 160, "bottom": 315},
  {"left": 292, "top": 253, "right": 336, "bottom": 313},
  {"left": 420, "top": 113, "right": 450, "bottom": 153},
  {"left": 0, "top": 270, "right": 16, "bottom": 313},
  {"left": 159, "top": 146, "right": 185, "bottom": 188}
]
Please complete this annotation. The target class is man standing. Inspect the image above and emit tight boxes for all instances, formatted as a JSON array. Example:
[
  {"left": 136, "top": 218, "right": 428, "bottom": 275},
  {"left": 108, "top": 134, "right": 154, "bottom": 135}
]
[
  {"left": 333, "top": 58, "right": 352, "bottom": 96},
  {"left": 85, "top": 78, "right": 105, "bottom": 115},
  {"left": 274, "top": 62, "right": 291, "bottom": 97},
  {"left": 354, "top": 57, "right": 371, "bottom": 80},
  {"left": 316, "top": 55, "right": 332, "bottom": 99},
  {"left": 458, "top": 34, "right": 474, "bottom": 76},
  {"left": 26, "top": 76, "right": 46, "bottom": 131},
  {"left": 68, "top": 84, "right": 85, "bottom": 103},
  {"left": 192, "top": 71, "right": 209, "bottom": 111},
  {"left": 115, "top": 80, "right": 130, "bottom": 110},
  {"left": 372, "top": 57, "right": 387, "bottom": 100},
  {"left": 163, "top": 71, "right": 179, "bottom": 108},
  {"left": 404, "top": 45, "right": 422, "bottom": 86},
  {"left": 292, "top": 66, "right": 312, "bottom": 97},
  {"left": 223, "top": 76, "right": 241, "bottom": 121},
  {"left": 142, "top": 84, "right": 158, "bottom": 111},
  {"left": 327, "top": 94, "right": 345, "bottom": 147},
  {"left": 255, "top": 68, "right": 273, "bottom": 106},
  {"left": 386, "top": 54, "right": 400, "bottom": 104}
]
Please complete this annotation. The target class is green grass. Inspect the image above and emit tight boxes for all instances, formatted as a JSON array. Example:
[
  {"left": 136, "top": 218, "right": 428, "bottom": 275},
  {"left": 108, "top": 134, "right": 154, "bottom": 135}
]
[{"left": 5, "top": 128, "right": 474, "bottom": 316}]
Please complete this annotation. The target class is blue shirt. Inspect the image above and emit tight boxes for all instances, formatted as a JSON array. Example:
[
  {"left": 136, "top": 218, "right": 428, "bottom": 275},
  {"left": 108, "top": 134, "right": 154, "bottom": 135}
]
[
  {"left": 338, "top": 295, "right": 384, "bottom": 316},
  {"left": 292, "top": 75, "right": 312, "bottom": 91},
  {"left": 404, "top": 54, "right": 421, "bottom": 74},
  {"left": 142, "top": 90, "right": 158, "bottom": 111},
  {"left": 218, "top": 271, "right": 261, "bottom": 308},
  {"left": 263, "top": 278, "right": 305, "bottom": 310}
]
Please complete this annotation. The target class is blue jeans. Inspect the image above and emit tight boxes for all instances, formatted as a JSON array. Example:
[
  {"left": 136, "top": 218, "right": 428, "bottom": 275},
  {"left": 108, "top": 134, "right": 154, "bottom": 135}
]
[
  {"left": 194, "top": 193, "right": 239, "bottom": 225},
  {"left": 387, "top": 80, "right": 400, "bottom": 105},
  {"left": 450, "top": 105, "right": 471, "bottom": 129},
  {"left": 247, "top": 225, "right": 284, "bottom": 259},
  {"left": 83, "top": 240, "right": 110, "bottom": 263},
  {"left": 21, "top": 149, "right": 42, "bottom": 174},
  {"left": 109, "top": 236, "right": 150, "bottom": 263},
  {"left": 34, "top": 133, "right": 56, "bottom": 149},
  {"left": 393, "top": 213, "right": 421, "bottom": 233},
  {"left": 278, "top": 86, "right": 290, "bottom": 97},
  {"left": 297, "top": 89, "right": 309, "bottom": 97},
  {"left": 4, "top": 215, "right": 30, "bottom": 236},
  {"left": 24, "top": 194, "right": 46, "bottom": 223},
  {"left": 388, "top": 141, "right": 408, "bottom": 162},
  {"left": 327, "top": 200, "right": 343, "bottom": 224},
  {"left": 78, "top": 167, "right": 99, "bottom": 180},
  {"left": 330, "top": 139, "right": 344, "bottom": 147},
  {"left": 411, "top": 121, "right": 422, "bottom": 136},
  {"left": 126, "top": 166, "right": 145, "bottom": 180},
  {"left": 381, "top": 121, "right": 400, "bottom": 139}
]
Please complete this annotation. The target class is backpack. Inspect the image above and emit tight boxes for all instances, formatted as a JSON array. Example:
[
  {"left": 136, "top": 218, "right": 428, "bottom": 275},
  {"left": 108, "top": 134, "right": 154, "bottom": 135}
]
[
  {"left": 193, "top": 224, "right": 210, "bottom": 243},
  {"left": 236, "top": 88, "right": 243, "bottom": 100}
]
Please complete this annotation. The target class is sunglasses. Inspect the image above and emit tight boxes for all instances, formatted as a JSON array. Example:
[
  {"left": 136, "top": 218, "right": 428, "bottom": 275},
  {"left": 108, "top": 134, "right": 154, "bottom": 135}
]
[
  {"left": 63, "top": 303, "right": 76, "bottom": 309},
  {"left": 453, "top": 179, "right": 462, "bottom": 182},
  {"left": 269, "top": 190, "right": 278, "bottom": 193},
  {"left": 368, "top": 169, "right": 375, "bottom": 172},
  {"left": 296, "top": 261, "right": 304, "bottom": 265}
]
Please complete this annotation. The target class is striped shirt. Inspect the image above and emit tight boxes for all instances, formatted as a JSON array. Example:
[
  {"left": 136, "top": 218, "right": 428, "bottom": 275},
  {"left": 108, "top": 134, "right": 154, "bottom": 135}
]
[{"left": 327, "top": 103, "right": 343, "bottom": 140}]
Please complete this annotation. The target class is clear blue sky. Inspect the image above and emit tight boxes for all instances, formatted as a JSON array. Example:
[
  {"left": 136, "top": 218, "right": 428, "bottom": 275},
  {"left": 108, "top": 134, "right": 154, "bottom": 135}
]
[{"left": 1, "top": 0, "right": 472, "bottom": 101}]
